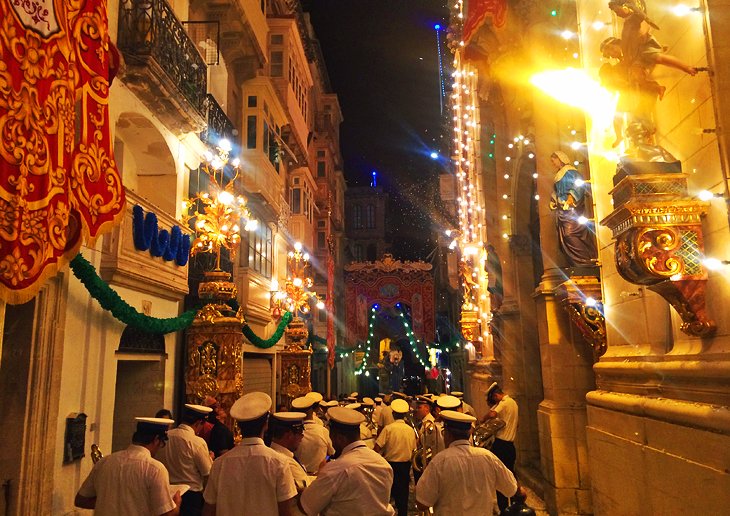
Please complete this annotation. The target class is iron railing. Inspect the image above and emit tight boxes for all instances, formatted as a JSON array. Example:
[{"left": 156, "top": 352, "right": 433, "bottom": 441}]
[
  {"left": 117, "top": 0, "right": 207, "bottom": 115},
  {"left": 202, "top": 94, "right": 236, "bottom": 146}
]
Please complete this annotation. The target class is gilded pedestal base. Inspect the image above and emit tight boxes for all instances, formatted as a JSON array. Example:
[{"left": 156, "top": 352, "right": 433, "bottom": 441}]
[
  {"left": 601, "top": 173, "right": 715, "bottom": 337},
  {"left": 555, "top": 275, "right": 607, "bottom": 358}
]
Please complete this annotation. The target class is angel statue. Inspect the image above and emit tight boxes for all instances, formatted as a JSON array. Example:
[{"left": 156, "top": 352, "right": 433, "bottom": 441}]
[{"left": 600, "top": 1, "right": 698, "bottom": 148}]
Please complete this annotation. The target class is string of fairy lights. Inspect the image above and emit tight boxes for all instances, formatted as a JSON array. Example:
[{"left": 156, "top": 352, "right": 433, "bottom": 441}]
[
  {"left": 350, "top": 304, "right": 431, "bottom": 376},
  {"left": 448, "top": 0, "right": 492, "bottom": 350}
]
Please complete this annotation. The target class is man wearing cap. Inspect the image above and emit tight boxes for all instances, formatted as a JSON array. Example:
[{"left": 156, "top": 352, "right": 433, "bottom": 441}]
[
  {"left": 373, "top": 396, "right": 384, "bottom": 424},
  {"left": 157, "top": 405, "right": 215, "bottom": 516},
  {"left": 376, "top": 396, "right": 395, "bottom": 435},
  {"left": 269, "top": 412, "right": 315, "bottom": 493},
  {"left": 305, "top": 392, "right": 326, "bottom": 426},
  {"left": 203, "top": 392, "right": 296, "bottom": 516},
  {"left": 293, "top": 395, "right": 335, "bottom": 474},
  {"left": 75, "top": 417, "right": 181, "bottom": 515},
  {"left": 451, "top": 392, "right": 477, "bottom": 418},
  {"left": 374, "top": 398, "right": 417, "bottom": 516},
  {"left": 300, "top": 407, "right": 395, "bottom": 515},
  {"left": 415, "top": 410, "right": 517, "bottom": 515},
  {"left": 413, "top": 396, "right": 443, "bottom": 484},
  {"left": 483, "top": 382, "right": 519, "bottom": 513}
]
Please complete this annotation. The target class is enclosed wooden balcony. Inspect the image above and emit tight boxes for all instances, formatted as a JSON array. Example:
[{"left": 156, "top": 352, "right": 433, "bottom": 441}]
[{"left": 117, "top": 0, "right": 207, "bottom": 135}]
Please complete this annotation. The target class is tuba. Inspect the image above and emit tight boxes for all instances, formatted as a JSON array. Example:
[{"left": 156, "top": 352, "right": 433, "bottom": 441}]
[
  {"left": 472, "top": 418, "right": 506, "bottom": 449},
  {"left": 412, "top": 420, "right": 435, "bottom": 473}
]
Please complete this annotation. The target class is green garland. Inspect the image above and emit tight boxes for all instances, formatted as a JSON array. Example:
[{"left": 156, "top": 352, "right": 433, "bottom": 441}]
[
  {"left": 242, "top": 311, "right": 292, "bottom": 348},
  {"left": 71, "top": 253, "right": 294, "bottom": 347},
  {"left": 69, "top": 254, "right": 197, "bottom": 334}
]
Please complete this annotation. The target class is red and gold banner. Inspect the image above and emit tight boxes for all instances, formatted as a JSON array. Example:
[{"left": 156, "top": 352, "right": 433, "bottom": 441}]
[
  {"left": 326, "top": 249, "right": 335, "bottom": 369},
  {"left": 463, "top": 0, "right": 507, "bottom": 44},
  {"left": 0, "top": 0, "right": 125, "bottom": 304}
]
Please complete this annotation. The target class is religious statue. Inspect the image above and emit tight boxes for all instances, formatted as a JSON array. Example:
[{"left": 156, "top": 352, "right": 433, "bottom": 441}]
[
  {"left": 600, "top": 1, "right": 698, "bottom": 148},
  {"left": 549, "top": 151, "right": 598, "bottom": 267},
  {"left": 385, "top": 346, "right": 405, "bottom": 392},
  {"left": 378, "top": 350, "right": 392, "bottom": 393}
]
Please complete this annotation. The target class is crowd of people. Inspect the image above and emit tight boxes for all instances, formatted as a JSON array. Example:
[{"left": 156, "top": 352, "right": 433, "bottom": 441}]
[{"left": 75, "top": 383, "right": 532, "bottom": 515}]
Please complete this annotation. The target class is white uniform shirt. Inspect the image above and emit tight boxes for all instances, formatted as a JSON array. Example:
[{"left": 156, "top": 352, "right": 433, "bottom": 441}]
[
  {"left": 375, "top": 419, "right": 417, "bottom": 462},
  {"left": 377, "top": 405, "right": 394, "bottom": 429},
  {"left": 493, "top": 395, "right": 518, "bottom": 441},
  {"left": 419, "top": 413, "right": 443, "bottom": 457},
  {"left": 203, "top": 437, "right": 296, "bottom": 516},
  {"left": 373, "top": 404, "right": 382, "bottom": 424},
  {"left": 77, "top": 444, "right": 176, "bottom": 516},
  {"left": 313, "top": 413, "right": 325, "bottom": 426},
  {"left": 295, "top": 420, "right": 334, "bottom": 474},
  {"left": 415, "top": 440, "right": 517, "bottom": 515},
  {"left": 156, "top": 424, "right": 213, "bottom": 492},
  {"left": 270, "top": 441, "right": 315, "bottom": 490},
  {"left": 462, "top": 401, "right": 477, "bottom": 418},
  {"left": 300, "top": 441, "right": 395, "bottom": 516}
]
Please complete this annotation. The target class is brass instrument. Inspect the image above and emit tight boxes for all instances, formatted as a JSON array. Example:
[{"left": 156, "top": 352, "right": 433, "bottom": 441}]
[
  {"left": 471, "top": 417, "right": 506, "bottom": 450},
  {"left": 412, "top": 420, "right": 436, "bottom": 473},
  {"left": 90, "top": 444, "right": 103, "bottom": 464}
]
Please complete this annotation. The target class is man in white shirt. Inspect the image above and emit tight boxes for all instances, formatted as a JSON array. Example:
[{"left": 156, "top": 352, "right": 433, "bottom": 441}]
[
  {"left": 293, "top": 395, "right": 334, "bottom": 474},
  {"left": 451, "top": 391, "right": 477, "bottom": 418},
  {"left": 482, "top": 382, "right": 519, "bottom": 513},
  {"left": 374, "top": 398, "right": 416, "bottom": 516},
  {"left": 300, "top": 407, "right": 394, "bottom": 515},
  {"left": 203, "top": 392, "right": 296, "bottom": 516},
  {"left": 415, "top": 410, "right": 517, "bottom": 515},
  {"left": 75, "top": 416, "right": 181, "bottom": 516},
  {"left": 376, "top": 396, "right": 395, "bottom": 435},
  {"left": 305, "top": 391, "right": 326, "bottom": 426},
  {"left": 157, "top": 404, "right": 214, "bottom": 516},
  {"left": 269, "top": 411, "right": 315, "bottom": 492},
  {"left": 412, "top": 396, "right": 442, "bottom": 484}
]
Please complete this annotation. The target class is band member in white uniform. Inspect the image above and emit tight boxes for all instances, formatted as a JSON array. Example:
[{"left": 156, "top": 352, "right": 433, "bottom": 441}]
[
  {"left": 157, "top": 404, "right": 214, "bottom": 516},
  {"left": 293, "top": 395, "right": 335, "bottom": 474},
  {"left": 415, "top": 411, "right": 517, "bottom": 515},
  {"left": 75, "top": 417, "right": 180, "bottom": 515},
  {"left": 300, "top": 407, "right": 395, "bottom": 515},
  {"left": 203, "top": 392, "right": 296, "bottom": 516}
]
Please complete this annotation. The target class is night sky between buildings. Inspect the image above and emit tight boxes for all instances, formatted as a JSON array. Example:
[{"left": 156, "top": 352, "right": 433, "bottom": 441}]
[{"left": 304, "top": 0, "right": 451, "bottom": 260}]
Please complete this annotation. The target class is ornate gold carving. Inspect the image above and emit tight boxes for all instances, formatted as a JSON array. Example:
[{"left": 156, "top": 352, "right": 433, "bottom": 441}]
[
  {"left": 284, "top": 316, "right": 309, "bottom": 351},
  {"left": 198, "top": 270, "right": 238, "bottom": 302},
  {"left": 601, "top": 172, "right": 715, "bottom": 337},
  {"left": 556, "top": 276, "right": 607, "bottom": 358},
  {"left": 459, "top": 308, "right": 480, "bottom": 342},
  {"left": 279, "top": 350, "right": 312, "bottom": 403},
  {"left": 193, "top": 375, "right": 219, "bottom": 400},
  {"left": 345, "top": 253, "right": 432, "bottom": 273}
]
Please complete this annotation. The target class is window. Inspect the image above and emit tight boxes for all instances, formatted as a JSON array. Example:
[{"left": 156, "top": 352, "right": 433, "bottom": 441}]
[
  {"left": 353, "top": 205, "right": 363, "bottom": 229},
  {"left": 366, "top": 205, "right": 376, "bottom": 229},
  {"left": 291, "top": 188, "right": 301, "bottom": 214},
  {"left": 271, "top": 51, "right": 283, "bottom": 77},
  {"left": 317, "top": 220, "right": 326, "bottom": 228},
  {"left": 248, "top": 96, "right": 257, "bottom": 108},
  {"left": 317, "top": 160, "right": 326, "bottom": 178},
  {"left": 248, "top": 224, "right": 273, "bottom": 278},
  {"left": 353, "top": 244, "right": 363, "bottom": 262},
  {"left": 246, "top": 116, "right": 257, "bottom": 149},
  {"left": 271, "top": 34, "right": 283, "bottom": 45},
  {"left": 317, "top": 231, "right": 326, "bottom": 249}
]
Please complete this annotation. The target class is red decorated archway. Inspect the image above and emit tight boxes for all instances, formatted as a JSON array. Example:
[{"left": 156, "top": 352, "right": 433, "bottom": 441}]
[{"left": 344, "top": 254, "right": 435, "bottom": 345}]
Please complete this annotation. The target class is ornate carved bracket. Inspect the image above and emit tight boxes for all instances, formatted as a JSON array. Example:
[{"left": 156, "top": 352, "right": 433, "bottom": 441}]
[
  {"left": 601, "top": 172, "right": 716, "bottom": 337},
  {"left": 555, "top": 276, "right": 607, "bottom": 358}
]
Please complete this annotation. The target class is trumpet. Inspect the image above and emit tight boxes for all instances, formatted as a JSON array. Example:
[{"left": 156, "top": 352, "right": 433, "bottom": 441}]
[{"left": 472, "top": 418, "right": 506, "bottom": 449}]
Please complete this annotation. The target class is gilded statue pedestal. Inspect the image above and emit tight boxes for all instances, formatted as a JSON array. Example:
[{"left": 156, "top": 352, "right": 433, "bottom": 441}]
[
  {"left": 555, "top": 274, "right": 606, "bottom": 358},
  {"left": 185, "top": 271, "right": 244, "bottom": 428},
  {"left": 601, "top": 171, "right": 715, "bottom": 337},
  {"left": 279, "top": 316, "right": 313, "bottom": 404}
]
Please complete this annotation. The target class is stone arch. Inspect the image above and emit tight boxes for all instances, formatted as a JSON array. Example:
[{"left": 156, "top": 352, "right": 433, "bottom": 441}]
[{"left": 114, "top": 112, "right": 178, "bottom": 215}]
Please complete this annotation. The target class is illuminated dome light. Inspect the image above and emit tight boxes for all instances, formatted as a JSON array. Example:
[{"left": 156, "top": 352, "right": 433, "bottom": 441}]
[
  {"left": 430, "top": 152, "right": 439, "bottom": 159},
  {"left": 316, "top": 301, "right": 325, "bottom": 310},
  {"left": 217, "top": 191, "right": 234, "bottom": 205},
  {"left": 231, "top": 158, "right": 241, "bottom": 168},
  {"left": 294, "top": 242, "right": 303, "bottom": 251},
  {"left": 293, "top": 277, "right": 303, "bottom": 287},
  {"left": 571, "top": 141, "right": 582, "bottom": 150},
  {"left": 218, "top": 139, "right": 232, "bottom": 152},
  {"left": 533, "top": 173, "right": 539, "bottom": 179},
  {"left": 585, "top": 297, "right": 597, "bottom": 307}
]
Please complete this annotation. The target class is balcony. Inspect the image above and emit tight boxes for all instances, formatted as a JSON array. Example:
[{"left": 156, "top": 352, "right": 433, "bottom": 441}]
[
  {"left": 100, "top": 190, "right": 192, "bottom": 300},
  {"left": 202, "top": 94, "right": 236, "bottom": 146},
  {"left": 117, "top": 0, "right": 207, "bottom": 134}
]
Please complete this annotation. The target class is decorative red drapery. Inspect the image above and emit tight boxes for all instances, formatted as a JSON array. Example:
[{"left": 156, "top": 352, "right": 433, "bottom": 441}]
[
  {"left": 0, "top": 0, "right": 125, "bottom": 304},
  {"left": 463, "top": 0, "right": 508, "bottom": 44}
]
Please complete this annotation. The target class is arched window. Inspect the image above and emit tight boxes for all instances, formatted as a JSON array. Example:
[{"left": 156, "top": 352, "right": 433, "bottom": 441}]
[
  {"left": 353, "top": 244, "right": 363, "bottom": 262},
  {"left": 366, "top": 204, "right": 376, "bottom": 229}
]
